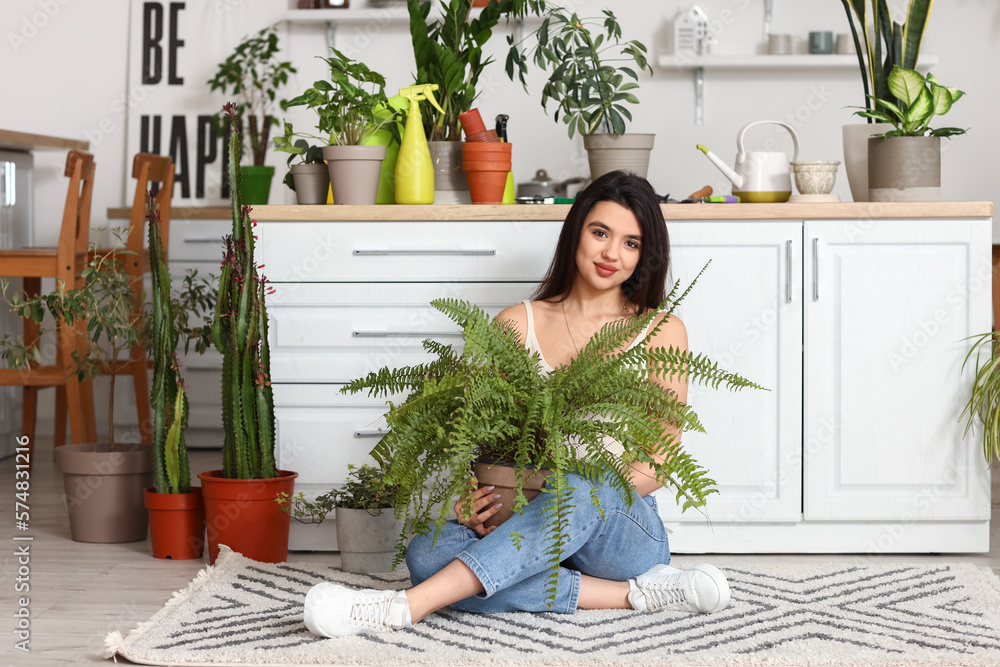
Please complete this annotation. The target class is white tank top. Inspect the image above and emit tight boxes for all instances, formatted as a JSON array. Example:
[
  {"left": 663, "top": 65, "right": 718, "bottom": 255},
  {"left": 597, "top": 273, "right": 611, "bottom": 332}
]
[{"left": 520, "top": 299, "right": 656, "bottom": 459}]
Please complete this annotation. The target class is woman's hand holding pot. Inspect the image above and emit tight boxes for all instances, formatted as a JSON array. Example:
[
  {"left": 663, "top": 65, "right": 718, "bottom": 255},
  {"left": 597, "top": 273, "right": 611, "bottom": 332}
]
[{"left": 455, "top": 478, "right": 503, "bottom": 537}]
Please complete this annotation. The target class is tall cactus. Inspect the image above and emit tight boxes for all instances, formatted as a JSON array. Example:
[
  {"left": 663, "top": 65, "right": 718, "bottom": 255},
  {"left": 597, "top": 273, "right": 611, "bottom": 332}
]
[
  {"left": 213, "top": 102, "right": 277, "bottom": 480},
  {"left": 149, "top": 193, "right": 191, "bottom": 494}
]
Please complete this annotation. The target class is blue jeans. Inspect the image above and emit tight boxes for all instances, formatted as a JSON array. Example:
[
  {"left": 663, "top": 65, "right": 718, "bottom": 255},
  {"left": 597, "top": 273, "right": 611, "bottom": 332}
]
[{"left": 405, "top": 473, "right": 671, "bottom": 614}]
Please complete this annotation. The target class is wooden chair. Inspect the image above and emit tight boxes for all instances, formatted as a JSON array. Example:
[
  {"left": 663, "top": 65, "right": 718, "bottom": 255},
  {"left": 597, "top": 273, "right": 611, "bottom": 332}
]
[
  {"left": 59, "top": 153, "right": 175, "bottom": 446},
  {"left": 0, "top": 150, "right": 98, "bottom": 464}
]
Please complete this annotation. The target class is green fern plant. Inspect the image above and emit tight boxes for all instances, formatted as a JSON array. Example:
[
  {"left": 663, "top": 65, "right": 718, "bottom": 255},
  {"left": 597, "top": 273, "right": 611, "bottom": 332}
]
[
  {"left": 342, "top": 269, "right": 765, "bottom": 606},
  {"left": 212, "top": 102, "right": 278, "bottom": 480}
]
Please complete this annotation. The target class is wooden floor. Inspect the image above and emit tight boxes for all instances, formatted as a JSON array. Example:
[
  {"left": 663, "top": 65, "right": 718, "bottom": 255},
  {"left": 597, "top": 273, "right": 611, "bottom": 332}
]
[{"left": 5, "top": 440, "right": 998, "bottom": 666}]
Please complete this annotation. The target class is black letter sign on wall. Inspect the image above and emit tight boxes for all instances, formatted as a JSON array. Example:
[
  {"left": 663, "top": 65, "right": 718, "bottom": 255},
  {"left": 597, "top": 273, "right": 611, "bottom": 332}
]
[{"left": 142, "top": 2, "right": 163, "bottom": 85}]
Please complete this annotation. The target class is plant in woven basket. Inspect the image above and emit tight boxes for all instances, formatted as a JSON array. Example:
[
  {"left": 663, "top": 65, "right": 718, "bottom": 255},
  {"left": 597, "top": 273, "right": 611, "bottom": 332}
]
[
  {"left": 343, "top": 273, "right": 765, "bottom": 605},
  {"left": 211, "top": 102, "right": 278, "bottom": 480}
]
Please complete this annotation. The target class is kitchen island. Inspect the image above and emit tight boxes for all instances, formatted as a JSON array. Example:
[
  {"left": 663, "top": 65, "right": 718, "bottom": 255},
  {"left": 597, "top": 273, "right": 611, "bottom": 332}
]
[{"left": 205, "top": 202, "right": 995, "bottom": 553}]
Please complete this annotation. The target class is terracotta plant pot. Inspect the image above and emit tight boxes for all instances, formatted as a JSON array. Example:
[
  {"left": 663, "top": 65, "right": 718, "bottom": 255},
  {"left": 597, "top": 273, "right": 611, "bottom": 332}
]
[
  {"left": 463, "top": 142, "right": 512, "bottom": 204},
  {"left": 474, "top": 458, "right": 552, "bottom": 529},
  {"left": 144, "top": 487, "right": 205, "bottom": 560},
  {"left": 290, "top": 163, "right": 331, "bottom": 205},
  {"left": 55, "top": 442, "right": 154, "bottom": 543},
  {"left": 336, "top": 508, "right": 404, "bottom": 573},
  {"left": 458, "top": 109, "right": 487, "bottom": 137},
  {"left": 583, "top": 133, "right": 655, "bottom": 180},
  {"left": 240, "top": 165, "right": 275, "bottom": 205},
  {"left": 428, "top": 141, "right": 470, "bottom": 204},
  {"left": 322, "top": 145, "right": 387, "bottom": 205},
  {"left": 197, "top": 470, "right": 298, "bottom": 565},
  {"left": 867, "top": 135, "right": 941, "bottom": 202}
]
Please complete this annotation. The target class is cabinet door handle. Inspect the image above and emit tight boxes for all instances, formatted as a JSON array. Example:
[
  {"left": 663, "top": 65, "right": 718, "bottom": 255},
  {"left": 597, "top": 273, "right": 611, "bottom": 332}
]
[
  {"left": 353, "top": 249, "right": 496, "bottom": 256},
  {"left": 352, "top": 331, "right": 463, "bottom": 338},
  {"left": 354, "top": 429, "right": 389, "bottom": 438},
  {"left": 183, "top": 235, "right": 225, "bottom": 243},
  {"left": 812, "top": 238, "right": 819, "bottom": 301},
  {"left": 785, "top": 240, "right": 793, "bottom": 304}
]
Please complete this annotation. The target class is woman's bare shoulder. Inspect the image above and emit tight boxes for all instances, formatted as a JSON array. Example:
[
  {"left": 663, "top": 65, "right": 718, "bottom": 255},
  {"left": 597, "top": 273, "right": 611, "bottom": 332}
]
[
  {"left": 645, "top": 312, "right": 687, "bottom": 351},
  {"left": 496, "top": 302, "right": 529, "bottom": 342}
]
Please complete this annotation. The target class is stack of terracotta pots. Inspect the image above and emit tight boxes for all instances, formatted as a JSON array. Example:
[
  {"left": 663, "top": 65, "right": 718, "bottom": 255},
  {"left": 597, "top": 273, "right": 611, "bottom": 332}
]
[{"left": 460, "top": 109, "right": 511, "bottom": 204}]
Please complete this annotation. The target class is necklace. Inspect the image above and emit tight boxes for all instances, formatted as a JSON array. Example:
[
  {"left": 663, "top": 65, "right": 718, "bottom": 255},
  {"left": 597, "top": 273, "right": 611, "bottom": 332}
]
[{"left": 562, "top": 299, "right": 632, "bottom": 353}]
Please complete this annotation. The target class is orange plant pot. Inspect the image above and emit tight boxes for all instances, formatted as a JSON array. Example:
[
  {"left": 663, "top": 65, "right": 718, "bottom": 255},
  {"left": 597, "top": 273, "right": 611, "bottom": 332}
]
[
  {"left": 197, "top": 470, "right": 298, "bottom": 564},
  {"left": 458, "top": 108, "right": 487, "bottom": 137},
  {"left": 144, "top": 487, "right": 205, "bottom": 560},
  {"left": 464, "top": 169, "right": 510, "bottom": 204}
]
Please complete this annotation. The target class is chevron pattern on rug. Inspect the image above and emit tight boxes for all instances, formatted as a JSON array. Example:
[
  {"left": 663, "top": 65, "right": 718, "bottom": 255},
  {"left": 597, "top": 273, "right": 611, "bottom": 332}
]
[{"left": 106, "top": 546, "right": 1000, "bottom": 667}]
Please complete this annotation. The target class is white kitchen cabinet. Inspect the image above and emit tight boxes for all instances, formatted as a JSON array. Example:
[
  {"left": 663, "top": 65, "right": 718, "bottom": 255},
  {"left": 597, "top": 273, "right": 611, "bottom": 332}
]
[
  {"left": 803, "top": 219, "right": 992, "bottom": 523},
  {"left": 253, "top": 205, "right": 993, "bottom": 553}
]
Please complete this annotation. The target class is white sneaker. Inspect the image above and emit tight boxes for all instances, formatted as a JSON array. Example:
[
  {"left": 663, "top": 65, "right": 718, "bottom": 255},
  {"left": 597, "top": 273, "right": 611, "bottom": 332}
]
[
  {"left": 628, "top": 563, "right": 731, "bottom": 614},
  {"left": 303, "top": 583, "right": 411, "bottom": 637}
]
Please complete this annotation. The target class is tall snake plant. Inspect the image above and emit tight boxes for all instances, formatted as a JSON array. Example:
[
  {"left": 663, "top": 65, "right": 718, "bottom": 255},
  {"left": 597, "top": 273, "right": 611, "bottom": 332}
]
[
  {"left": 212, "top": 102, "right": 277, "bottom": 480},
  {"left": 839, "top": 0, "right": 933, "bottom": 118},
  {"left": 344, "top": 269, "right": 765, "bottom": 606},
  {"left": 149, "top": 193, "right": 191, "bottom": 494}
]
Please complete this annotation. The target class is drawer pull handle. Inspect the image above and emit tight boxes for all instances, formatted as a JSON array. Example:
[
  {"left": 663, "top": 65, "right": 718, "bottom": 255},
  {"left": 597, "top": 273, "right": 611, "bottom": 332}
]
[
  {"left": 183, "top": 236, "right": 225, "bottom": 243},
  {"left": 353, "top": 249, "right": 496, "bottom": 256},
  {"left": 354, "top": 429, "right": 389, "bottom": 438},
  {"left": 353, "top": 331, "right": 463, "bottom": 338}
]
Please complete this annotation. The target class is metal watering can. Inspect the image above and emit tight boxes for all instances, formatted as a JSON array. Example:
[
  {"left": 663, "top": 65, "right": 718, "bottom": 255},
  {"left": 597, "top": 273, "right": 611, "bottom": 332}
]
[{"left": 697, "top": 121, "right": 800, "bottom": 202}]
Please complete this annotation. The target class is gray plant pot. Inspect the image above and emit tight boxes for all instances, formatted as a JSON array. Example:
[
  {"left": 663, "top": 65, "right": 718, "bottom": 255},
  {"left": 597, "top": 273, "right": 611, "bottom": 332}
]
[
  {"left": 583, "top": 133, "right": 655, "bottom": 180},
  {"left": 336, "top": 508, "right": 403, "bottom": 573},
  {"left": 428, "top": 141, "right": 471, "bottom": 204},
  {"left": 868, "top": 135, "right": 941, "bottom": 202},
  {"left": 55, "top": 442, "right": 153, "bottom": 543},
  {"left": 290, "top": 163, "right": 330, "bottom": 205},
  {"left": 322, "top": 145, "right": 387, "bottom": 205}
]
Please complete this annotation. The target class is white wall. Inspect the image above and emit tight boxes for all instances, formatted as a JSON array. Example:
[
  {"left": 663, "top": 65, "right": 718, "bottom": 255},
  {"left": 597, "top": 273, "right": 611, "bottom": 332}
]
[{"left": 3, "top": 0, "right": 996, "bottom": 241}]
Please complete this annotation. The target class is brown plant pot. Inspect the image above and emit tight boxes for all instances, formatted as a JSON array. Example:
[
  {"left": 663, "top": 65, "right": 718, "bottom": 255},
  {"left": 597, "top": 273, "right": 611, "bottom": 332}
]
[
  {"left": 55, "top": 442, "right": 154, "bottom": 543},
  {"left": 144, "top": 487, "right": 206, "bottom": 560},
  {"left": 197, "top": 470, "right": 298, "bottom": 565},
  {"left": 474, "top": 458, "right": 552, "bottom": 529},
  {"left": 867, "top": 135, "right": 941, "bottom": 202},
  {"left": 458, "top": 109, "right": 487, "bottom": 137},
  {"left": 290, "top": 163, "right": 331, "bottom": 205},
  {"left": 463, "top": 142, "right": 512, "bottom": 204},
  {"left": 322, "top": 145, "right": 386, "bottom": 205}
]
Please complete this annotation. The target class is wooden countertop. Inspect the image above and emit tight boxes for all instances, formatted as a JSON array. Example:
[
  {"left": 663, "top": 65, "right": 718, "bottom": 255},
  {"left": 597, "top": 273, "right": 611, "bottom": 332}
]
[
  {"left": 108, "top": 201, "right": 993, "bottom": 222},
  {"left": 0, "top": 129, "right": 88, "bottom": 152}
]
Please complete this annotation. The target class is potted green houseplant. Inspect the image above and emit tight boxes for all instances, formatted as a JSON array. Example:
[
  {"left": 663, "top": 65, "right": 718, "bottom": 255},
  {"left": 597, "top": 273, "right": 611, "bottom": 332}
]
[
  {"left": 838, "top": 0, "right": 932, "bottom": 201},
  {"left": 197, "top": 103, "right": 298, "bottom": 565},
  {"left": 853, "top": 66, "right": 966, "bottom": 201},
  {"left": 1, "top": 232, "right": 153, "bottom": 543},
  {"left": 407, "top": 0, "right": 531, "bottom": 203},
  {"left": 961, "top": 333, "right": 1000, "bottom": 467},
  {"left": 277, "top": 464, "right": 403, "bottom": 574},
  {"left": 343, "top": 291, "right": 763, "bottom": 605},
  {"left": 207, "top": 25, "right": 296, "bottom": 205},
  {"left": 143, "top": 195, "right": 209, "bottom": 560},
  {"left": 506, "top": 3, "right": 654, "bottom": 180},
  {"left": 279, "top": 48, "right": 401, "bottom": 205},
  {"left": 274, "top": 136, "right": 329, "bottom": 205}
]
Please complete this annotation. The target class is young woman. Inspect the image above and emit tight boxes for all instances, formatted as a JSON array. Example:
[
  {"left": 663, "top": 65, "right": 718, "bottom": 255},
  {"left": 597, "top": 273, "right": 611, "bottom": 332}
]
[{"left": 303, "top": 171, "right": 730, "bottom": 637}]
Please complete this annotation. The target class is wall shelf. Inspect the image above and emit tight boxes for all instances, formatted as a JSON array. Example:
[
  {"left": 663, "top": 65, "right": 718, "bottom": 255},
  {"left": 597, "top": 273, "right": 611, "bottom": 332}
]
[{"left": 656, "top": 53, "right": 939, "bottom": 125}]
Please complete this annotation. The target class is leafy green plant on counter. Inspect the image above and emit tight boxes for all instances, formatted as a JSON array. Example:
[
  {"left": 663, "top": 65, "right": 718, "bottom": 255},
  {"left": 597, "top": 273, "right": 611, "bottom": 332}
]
[
  {"left": 506, "top": 3, "right": 652, "bottom": 137},
  {"left": 852, "top": 66, "right": 967, "bottom": 138},
  {"left": 960, "top": 333, "right": 1000, "bottom": 466}
]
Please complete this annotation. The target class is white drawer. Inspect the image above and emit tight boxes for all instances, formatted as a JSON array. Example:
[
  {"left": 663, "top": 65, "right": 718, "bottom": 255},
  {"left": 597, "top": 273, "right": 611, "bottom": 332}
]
[
  {"left": 167, "top": 219, "right": 231, "bottom": 262},
  {"left": 268, "top": 282, "right": 535, "bottom": 382},
  {"left": 274, "top": 384, "right": 397, "bottom": 485},
  {"left": 257, "top": 220, "right": 561, "bottom": 282}
]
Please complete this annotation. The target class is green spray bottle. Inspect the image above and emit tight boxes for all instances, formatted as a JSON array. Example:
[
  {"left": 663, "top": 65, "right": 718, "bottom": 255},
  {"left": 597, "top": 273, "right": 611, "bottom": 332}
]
[{"left": 395, "top": 84, "right": 446, "bottom": 205}]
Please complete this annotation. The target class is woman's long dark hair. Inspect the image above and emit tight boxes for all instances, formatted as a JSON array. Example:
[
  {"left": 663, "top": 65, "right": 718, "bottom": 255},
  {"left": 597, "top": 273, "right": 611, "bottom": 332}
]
[{"left": 532, "top": 170, "right": 670, "bottom": 311}]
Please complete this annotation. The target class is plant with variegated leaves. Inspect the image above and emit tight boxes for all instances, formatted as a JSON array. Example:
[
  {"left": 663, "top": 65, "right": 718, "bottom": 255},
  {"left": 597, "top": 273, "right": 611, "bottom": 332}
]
[{"left": 853, "top": 66, "right": 967, "bottom": 138}]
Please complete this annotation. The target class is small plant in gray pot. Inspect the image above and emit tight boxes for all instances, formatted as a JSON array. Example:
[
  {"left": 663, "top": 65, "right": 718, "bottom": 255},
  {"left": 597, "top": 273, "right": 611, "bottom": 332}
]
[
  {"left": 506, "top": 2, "right": 654, "bottom": 180},
  {"left": 277, "top": 464, "right": 403, "bottom": 574},
  {"left": 273, "top": 134, "right": 329, "bottom": 205},
  {"left": 852, "top": 66, "right": 967, "bottom": 201}
]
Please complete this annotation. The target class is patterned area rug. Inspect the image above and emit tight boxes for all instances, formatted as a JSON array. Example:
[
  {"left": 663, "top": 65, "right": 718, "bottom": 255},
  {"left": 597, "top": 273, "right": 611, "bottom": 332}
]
[{"left": 105, "top": 546, "right": 1000, "bottom": 666}]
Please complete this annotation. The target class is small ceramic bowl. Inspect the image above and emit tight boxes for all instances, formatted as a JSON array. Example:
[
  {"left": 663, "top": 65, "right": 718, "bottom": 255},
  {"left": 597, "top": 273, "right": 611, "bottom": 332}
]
[{"left": 790, "top": 161, "right": 841, "bottom": 195}]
